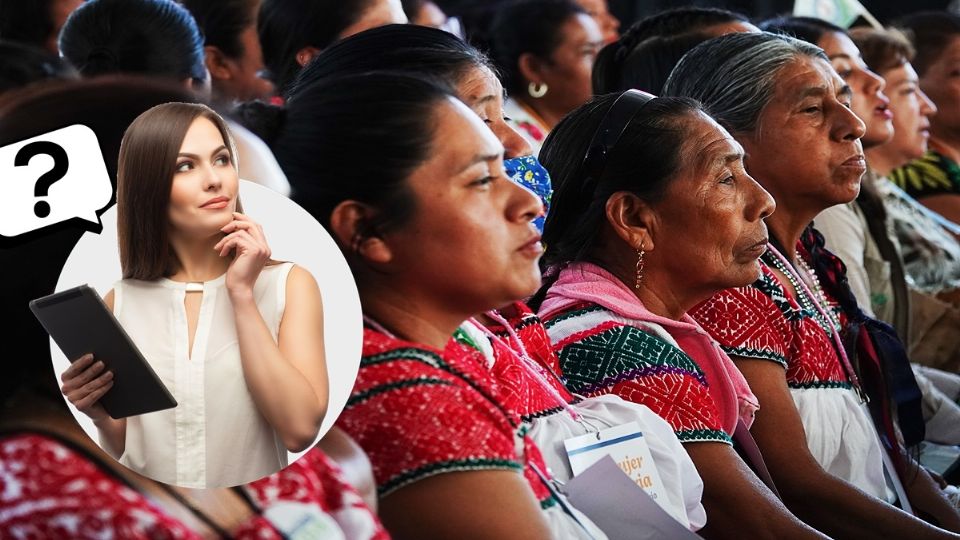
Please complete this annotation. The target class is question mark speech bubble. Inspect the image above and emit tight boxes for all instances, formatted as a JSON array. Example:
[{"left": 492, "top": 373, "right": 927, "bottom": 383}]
[
  {"left": 0, "top": 124, "right": 112, "bottom": 237},
  {"left": 15, "top": 141, "right": 69, "bottom": 219}
]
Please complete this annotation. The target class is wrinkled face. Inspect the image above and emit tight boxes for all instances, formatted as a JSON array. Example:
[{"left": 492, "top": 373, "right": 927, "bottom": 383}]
[
  {"left": 383, "top": 98, "right": 544, "bottom": 313},
  {"left": 338, "top": 0, "right": 408, "bottom": 40},
  {"left": 540, "top": 13, "right": 603, "bottom": 115},
  {"left": 653, "top": 112, "right": 775, "bottom": 290},
  {"left": 574, "top": 0, "right": 620, "bottom": 44},
  {"left": 221, "top": 25, "right": 275, "bottom": 102},
  {"left": 919, "top": 36, "right": 960, "bottom": 137},
  {"left": 457, "top": 65, "right": 532, "bottom": 159},
  {"left": 168, "top": 117, "right": 239, "bottom": 238},
  {"left": 881, "top": 62, "right": 937, "bottom": 165},
  {"left": 740, "top": 57, "right": 866, "bottom": 212},
  {"left": 818, "top": 31, "right": 892, "bottom": 147}
]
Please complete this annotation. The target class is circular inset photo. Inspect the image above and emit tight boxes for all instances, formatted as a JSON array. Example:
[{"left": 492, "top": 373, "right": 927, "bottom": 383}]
[{"left": 47, "top": 103, "right": 362, "bottom": 489}]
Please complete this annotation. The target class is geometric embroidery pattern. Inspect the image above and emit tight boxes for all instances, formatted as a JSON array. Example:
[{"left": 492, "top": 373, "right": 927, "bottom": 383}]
[
  {"left": 336, "top": 328, "right": 557, "bottom": 504},
  {"left": 545, "top": 306, "right": 731, "bottom": 444},
  {"left": 692, "top": 263, "right": 851, "bottom": 390}
]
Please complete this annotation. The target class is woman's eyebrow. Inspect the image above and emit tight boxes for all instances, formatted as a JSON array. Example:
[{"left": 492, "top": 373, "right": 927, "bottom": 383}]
[{"left": 457, "top": 152, "right": 503, "bottom": 174}]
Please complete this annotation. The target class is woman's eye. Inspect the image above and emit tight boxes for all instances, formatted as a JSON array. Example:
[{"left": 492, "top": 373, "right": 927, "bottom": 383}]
[
  {"left": 837, "top": 69, "right": 853, "bottom": 79},
  {"left": 175, "top": 161, "right": 193, "bottom": 173},
  {"left": 214, "top": 154, "right": 231, "bottom": 166},
  {"left": 720, "top": 174, "right": 735, "bottom": 185},
  {"left": 471, "top": 175, "right": 496, "bottom": 188}
]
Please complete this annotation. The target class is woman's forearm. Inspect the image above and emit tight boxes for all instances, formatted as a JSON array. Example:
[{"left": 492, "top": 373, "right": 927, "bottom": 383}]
[
  {"left": 230, "top": 292, "right": 327, "bottom": 452},
  {"left": 774, "top": 454, "right": 959, "bottom": 540},
  {"left": 94, "top": 416, "right": 126, "bottom": 458},
  {"left": 686, "top": 443, "right": 828, "bottom": 540}
]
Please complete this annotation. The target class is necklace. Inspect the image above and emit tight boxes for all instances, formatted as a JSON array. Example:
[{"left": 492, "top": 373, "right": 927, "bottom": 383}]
[
  {"left": 764, "top": 244, "right": 867, "bottom": 402},
  {"left": 764, "top": 249, "right": 842, "bottom": 335}
]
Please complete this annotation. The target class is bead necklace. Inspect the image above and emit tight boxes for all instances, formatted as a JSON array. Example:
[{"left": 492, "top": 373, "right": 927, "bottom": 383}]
[
  {"left": 764, "top": 249, "right": 842, "bottom": 335},
  {"left": 764, "top": 244, "right": 867, "bottom": 403}
]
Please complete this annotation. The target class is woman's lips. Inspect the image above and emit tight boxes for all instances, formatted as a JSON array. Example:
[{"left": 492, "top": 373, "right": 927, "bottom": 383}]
[
  {"left": 874, "top": 105, "right": 893, "bottom": 120},
  {"left": 744, "top": 238, "right": 768, "bottom": 258},
  {"left": 518, "top": 235, "right": 544, "bottom": 257},
  {"left": 841, "top": 155, "right": 867, "bottom": 172},
  {"left": 200, "top": 196, "right": 229, "bottom": 209}
]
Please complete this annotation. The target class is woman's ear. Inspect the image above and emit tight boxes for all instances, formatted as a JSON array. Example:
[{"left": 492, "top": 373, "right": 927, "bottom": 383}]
[
  {"left": 329, "top": 200, "right": 393, "bottom": 266},
  {"left": 203, "top": 45, "right": 233, "bottom": 81},
  {"left": 605, "top": 191, "right": 656, "bottom": 252},
  {"left": 517, "top": 52, "right": 548, "bottom": 90}
]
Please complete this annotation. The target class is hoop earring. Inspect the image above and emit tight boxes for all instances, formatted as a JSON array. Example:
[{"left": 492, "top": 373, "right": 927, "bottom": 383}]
[
  {"left": 635, "top": 241, "right": 645, "bottom": 290},
  {"left": 528, "top": 81, "right": 548, "bottom": 99}
]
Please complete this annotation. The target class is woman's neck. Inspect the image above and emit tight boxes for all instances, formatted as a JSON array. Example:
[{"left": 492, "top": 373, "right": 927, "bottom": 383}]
[
  {"left": 516, "top": 96, "right": 563, "bottom": 131},
  {"left": 168, "top": 233, "right": 231, "bottom": 282},
  {"left": 929, "top": 133, "right": 960, "bottom": 164},
  {"left": 591, "top": 248, "right": 695, "bottom": 321},
  {"left": 767, "top": 205, "right": 819, "bottom": 263},
  {"left": 360, "top": 281, "right": 473, "bottom": 350},
  {"left": 864, "top": 146, "right": 905, "bottom": 177}
]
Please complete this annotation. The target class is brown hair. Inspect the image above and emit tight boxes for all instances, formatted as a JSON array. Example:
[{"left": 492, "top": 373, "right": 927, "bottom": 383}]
[
  {"left": 849, "top": 27, "right": 915, "bottom": 75},
  {"left": 117, "top": 102, "right": 240, "bottom": 280}
]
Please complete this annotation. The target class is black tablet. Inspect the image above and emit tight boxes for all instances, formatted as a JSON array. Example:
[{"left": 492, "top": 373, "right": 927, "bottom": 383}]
[{"left": 30, "top": 284, "right": 177, "bottom": 419}]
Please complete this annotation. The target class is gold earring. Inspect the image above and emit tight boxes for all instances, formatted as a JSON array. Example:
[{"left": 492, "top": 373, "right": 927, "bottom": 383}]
[{"left": 635, "top": 241, "right": 645, "bottom": 290}]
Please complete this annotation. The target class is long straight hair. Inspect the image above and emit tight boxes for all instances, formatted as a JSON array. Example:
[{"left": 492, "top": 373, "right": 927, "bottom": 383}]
[{"left": 116, "top": 102, "right": 240, "bottom": 280}]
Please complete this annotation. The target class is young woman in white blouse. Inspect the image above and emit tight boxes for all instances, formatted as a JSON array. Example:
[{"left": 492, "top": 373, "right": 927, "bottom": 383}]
[{"left": 59, "top": 102, "right": 329, "bottom": 488}]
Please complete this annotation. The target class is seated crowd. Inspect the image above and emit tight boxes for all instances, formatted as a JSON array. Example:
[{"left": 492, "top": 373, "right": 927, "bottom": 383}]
[{"left": 4, "top": 0, "right": 960, "bottom": 538}]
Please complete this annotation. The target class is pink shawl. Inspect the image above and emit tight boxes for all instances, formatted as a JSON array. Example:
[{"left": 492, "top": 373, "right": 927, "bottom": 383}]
[{"left": 540, "top": 261, "right": 759, "bottom": 432}]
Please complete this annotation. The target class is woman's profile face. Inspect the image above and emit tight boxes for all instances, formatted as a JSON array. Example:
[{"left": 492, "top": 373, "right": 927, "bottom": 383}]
[
  {"left": 382, "top": 97, "right": 544, "bottom": 313},
  {"left": 739, "top": 56, "right": 866, "bottom": 210},
  {"left": 818, "top": 31, "right": 892, "bottom": 148},
  {"left": 882, "top": 62, "right": 937, "bottom": 164},
  {"left": 540, "top": 13, "right": 603, "bottom": 114},
  {"left": 651, "top": 112, "right": 775, "bottom": 291},
  {"left": 918, "top": 36, "right": 960, "bottom": 136},
  {"left": 168, "top": 116, "right": 239, "bottom": 238},
  {"left": 457, "top": 65, "right": 533, "bottom": 158}
]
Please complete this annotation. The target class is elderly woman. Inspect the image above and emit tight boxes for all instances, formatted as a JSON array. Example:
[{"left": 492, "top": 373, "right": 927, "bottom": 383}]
[
  {"left": 664, "top": 31, "right": 960, "bottom": 537},
  {"left": 533, "top": 90, "right": 837, "bottom": 538}
]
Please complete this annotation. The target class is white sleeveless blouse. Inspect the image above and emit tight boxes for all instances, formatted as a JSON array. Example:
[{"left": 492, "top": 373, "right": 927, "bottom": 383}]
[{"left": 112, "top": 263, "right": 293, "bottom": 488}]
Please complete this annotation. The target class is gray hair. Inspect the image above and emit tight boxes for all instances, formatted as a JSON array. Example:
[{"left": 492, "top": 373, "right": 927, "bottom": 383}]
[{"left": 662, "top": 32, "right": 826, "bottom": 135}]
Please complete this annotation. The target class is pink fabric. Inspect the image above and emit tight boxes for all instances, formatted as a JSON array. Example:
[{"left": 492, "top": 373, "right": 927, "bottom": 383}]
[{"left": 540, "top": 262, "right": 759, "bottom": 431}]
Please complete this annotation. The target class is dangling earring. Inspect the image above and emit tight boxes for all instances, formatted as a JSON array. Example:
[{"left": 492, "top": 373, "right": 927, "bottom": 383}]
[
  {"left": 635, "top": 241, "right": 645, "bottom": 290},
  {"left": 528, "top": 81, "right": 548, "bottom": 99}
]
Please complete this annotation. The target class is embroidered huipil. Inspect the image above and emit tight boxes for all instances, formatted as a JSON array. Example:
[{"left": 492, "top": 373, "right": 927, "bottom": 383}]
[
  {"left": 113, "top": 263, "right": 292, "bottom": 488},
  {"left": 476, "top": 303, "right": 707, "bottom": 531},
  {"left": 691, "top": 250, "right": 888, "bottom": 499},
  {"left": 538, "top": 263, "right": 758, "bottom": 447},
  {"left": 337, "top": 326, "right": 606, "bottom": 539}
]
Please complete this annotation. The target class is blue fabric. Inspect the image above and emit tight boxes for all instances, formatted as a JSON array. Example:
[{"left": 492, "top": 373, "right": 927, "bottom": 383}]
[{"left": 505, "top": 155, "right": 552, "bottom": 233}]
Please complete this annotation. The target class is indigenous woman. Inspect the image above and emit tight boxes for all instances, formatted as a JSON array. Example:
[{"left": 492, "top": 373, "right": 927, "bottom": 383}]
[
  {"left": 489, "top": 0, "right": 603, "bottom": 156},
  {"left": 272, "top": 24, "right": 709, "bottom": 531},
  {"left": 534, "top": 87, "right": 836, "bottom": 538},
  {"left": 60, "top": 102, "right": 329, "bottom": 488},
  {"left": 665, "top": 31, "right": 960, "bottom": 537}
]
